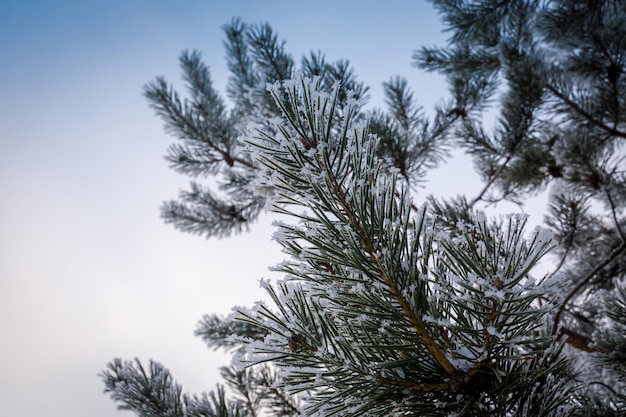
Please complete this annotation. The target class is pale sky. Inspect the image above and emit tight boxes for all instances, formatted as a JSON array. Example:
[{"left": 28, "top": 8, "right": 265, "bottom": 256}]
[{"left": 0, "top": 2, "right": 545, "bottom": 416}]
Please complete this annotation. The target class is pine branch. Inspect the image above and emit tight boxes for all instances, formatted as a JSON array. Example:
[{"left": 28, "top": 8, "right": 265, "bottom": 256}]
[
  {"left": 246, "top": 23, "right": 294, "bottom": 83},
  {"left": 546, "top": 83, "right": 626, "bottom": 140},
  {"left": 110, "top": 4, "right": 626, "bottom": 414},
  {"left": 303, "top": 124, "right": 456, "bottom": 375},
  {"left": 144, "top": 77, "right": 256, "bottom": 170},
  {"left": 160, "top": 181, "right": 264, "bottom": 238},
  {"left": 469, "top": 153, "right": 514, "bottom": 207},
  {"left": 100, "top": 358, "right": 244, "bottom": 417},
  {"left": 239, "top": 76, "right": 570, "bottom": 415},
  {"left": 605, "top": 189, "right": 626, "bottom": 243},
  {"left": 223, "top": 18, "right": 258, "bottom": 112},
  {"left": 195, "top": 314, "right": 269, "bottom": 351},
  {"left": 552, "top": 242, "right": 626, "bottom": 336}
]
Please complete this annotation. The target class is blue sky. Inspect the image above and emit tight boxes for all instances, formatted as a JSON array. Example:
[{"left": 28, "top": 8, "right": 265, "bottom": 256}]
[{"left": 0, "top": 2, "right": 543, "bottom": 416}]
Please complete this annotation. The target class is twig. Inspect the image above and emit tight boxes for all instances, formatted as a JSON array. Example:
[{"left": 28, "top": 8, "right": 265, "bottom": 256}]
[
  {"left": 546, "top": 84, "right": 626, "bottom": 139},
  {"left": 551, "top": 242, "right": 626, "bottom": 335},
  {"left": 605, "top": 189, "right": 626, "bottom": 243},
  {"left": 469, "top": 154, "right": 514, "bottom": 208}
]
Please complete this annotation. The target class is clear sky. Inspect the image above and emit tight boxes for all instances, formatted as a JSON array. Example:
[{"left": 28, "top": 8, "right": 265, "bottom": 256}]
[{"left": 0, "top": 2, "right": 545, "bottom": 416}]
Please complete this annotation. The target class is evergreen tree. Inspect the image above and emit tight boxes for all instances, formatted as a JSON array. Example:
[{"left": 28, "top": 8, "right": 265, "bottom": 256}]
[{"left": 101, "top": 2, "right": 626, "bottom": 415}]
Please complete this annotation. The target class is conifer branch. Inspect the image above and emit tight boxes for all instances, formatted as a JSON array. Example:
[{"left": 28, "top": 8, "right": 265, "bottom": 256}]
[
  {"left": 605, "top": 189, "right": 626, "bottom": 243},
  {"left": 146, "top": 80, "right": 257, "bottom": 170},
  {"left": 546, "top": 84, "right": 626, "bottom": 139},
  {"left": 469, "top": 154, "right": 513, "bottom": 207},
  {"left": 316, "top": 145, "right": 457, "bottom": 376},
  {"left": 543, "top": 236, "right": 573, "bottom": 285},
  {"left": 552, "top": 242, "right": 626, "bottom": 336},
  {"left": 384, "top": 274, "right": 457, "bottom": 376},
  {"left": 105, "top": 3, "right": 626, "bottom": 413}
]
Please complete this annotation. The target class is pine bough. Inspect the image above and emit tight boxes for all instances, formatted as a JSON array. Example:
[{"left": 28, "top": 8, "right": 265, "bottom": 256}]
[{"left": 102, "top": 78, "right": 577, "bottom": 416}]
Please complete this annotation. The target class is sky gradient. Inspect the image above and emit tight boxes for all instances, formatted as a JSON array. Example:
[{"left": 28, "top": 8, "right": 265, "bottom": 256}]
[{"left": 0, "top": 2, "right": 545, "bottom": 416}]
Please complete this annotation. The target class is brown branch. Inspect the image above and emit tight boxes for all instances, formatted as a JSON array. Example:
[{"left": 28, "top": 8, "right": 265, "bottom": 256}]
[
  {"left": 384, "top": 280, "right": 456, "bottom": 376},
  {"left": 559, "top": 328, "right": 597, "bottom": 352},
  {"left": 316, "top": 152, "right": 457, "bottom": 376}
]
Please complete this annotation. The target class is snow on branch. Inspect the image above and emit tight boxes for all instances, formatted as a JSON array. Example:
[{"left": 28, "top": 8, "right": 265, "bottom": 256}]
[{"left": 233, "top": 77, "right": 572, "bottom": 416}]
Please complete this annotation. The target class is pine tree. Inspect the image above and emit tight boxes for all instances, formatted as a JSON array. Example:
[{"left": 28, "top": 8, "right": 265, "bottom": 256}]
[{"left": 101, "top": 2, "right": 626, "bottom": 415}]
